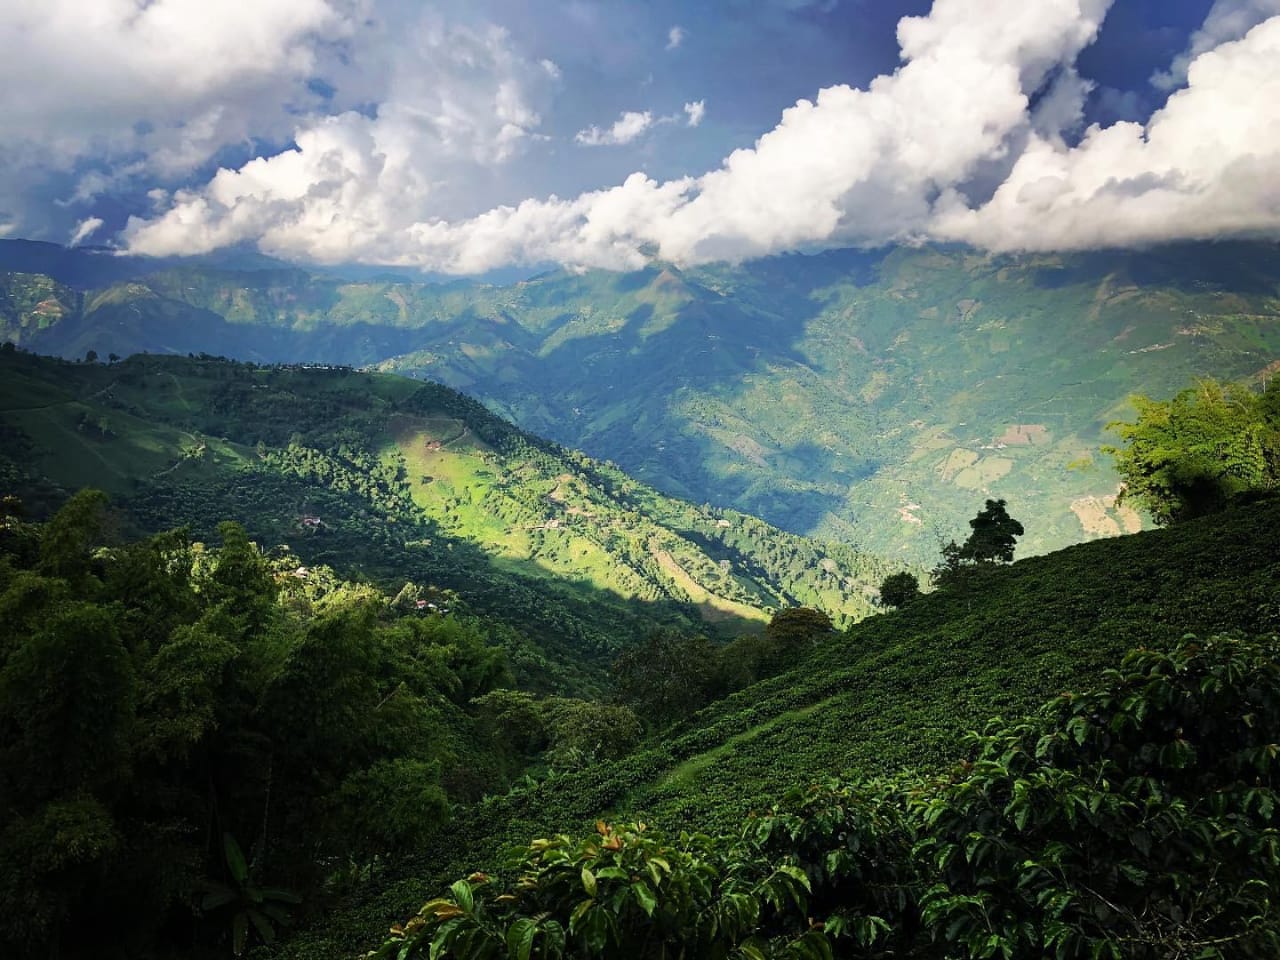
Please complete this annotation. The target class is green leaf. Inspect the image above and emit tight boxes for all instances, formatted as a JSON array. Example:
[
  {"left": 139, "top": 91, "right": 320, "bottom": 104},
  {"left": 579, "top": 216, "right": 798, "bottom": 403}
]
[
  {"left": 223, "top": 833, "right": 249, "bottom": 886},
  {"left": 248, "top": 908, "right": 276, "bottom": 946},
  {"left": 259, "top": 886, "right": 302, "bottom": 905},
  {"left": 450, "top": 879, "right": 475, "bottom": 914},
  {"left": 506, "top": 917, "right": 537, "bottom": 960},
  {"left": 232, "top": 912, "right": 248, "bottom": 957},
  {"left": 260, "top": 903, "right": 293, "bottom": 926},
  {"left": 1013, "top": 803, "right": 1030, "bottom": 832},
  {"left": 201, "top": 887, "right": 236, "bottom": 911},
  {"left": 581, "top": 865, "right": 597, "bottom": 898},
  {"left": 632, "top": 880, "right": 657, "bottom": 917}
]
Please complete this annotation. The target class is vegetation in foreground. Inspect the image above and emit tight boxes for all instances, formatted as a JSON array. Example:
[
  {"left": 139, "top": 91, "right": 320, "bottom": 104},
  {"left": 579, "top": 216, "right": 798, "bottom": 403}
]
[
  {"left": 353, "top": 375, "right": 1280, "bottom": 960},
  {"left": 3, "top": 360, "right": 1279, "bottom": 959},
  {"left": 373, "top": 634, "right": 1280, "bottom": 959},
  {"left": 0, "top": 490, "right": 525, "bottom": 958},
  {"left": 274, "top": 491, "right": 1279, "bottom": 960}
]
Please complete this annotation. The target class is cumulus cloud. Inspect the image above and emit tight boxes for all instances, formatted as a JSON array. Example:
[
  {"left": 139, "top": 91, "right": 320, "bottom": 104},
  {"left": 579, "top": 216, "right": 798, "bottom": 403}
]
[
  {"left": 683, "top": 100, "right": 706, "bottom": 127},
  {"left": 125, "top": 0, "right": 1115, "bottom": 269},
  {"left": 126, "top": 17, "right": 554, "bottom": 262},
  {"left": 575, "top": 111, "right": 655, "bottom": 146},
  {"left": 0, "top": 0, "right": 367, "bottom": 237},
  {"left": 1151, "top": 0, "right": 1280, "bottom": 90},
  {"left": 666, "top": 25, "right": 686, "bottom": 50},
  {"left": 68, "top": 217, "right": 105, "bottom": 247},
  {"left": 934, "top": 16, "right": 1280, "bottom": 250},
  {"left": 0, "top": 0, "right": 358, "bottom": 171},
  {"left": 123, "top": 0, "right": 1280, "bottom": 273}
]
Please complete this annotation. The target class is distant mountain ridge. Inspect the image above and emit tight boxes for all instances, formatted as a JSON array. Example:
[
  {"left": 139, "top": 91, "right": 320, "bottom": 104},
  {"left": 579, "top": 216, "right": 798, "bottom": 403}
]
[{"left": 3, "top": 238, "right": 1278, "bottom": 559}]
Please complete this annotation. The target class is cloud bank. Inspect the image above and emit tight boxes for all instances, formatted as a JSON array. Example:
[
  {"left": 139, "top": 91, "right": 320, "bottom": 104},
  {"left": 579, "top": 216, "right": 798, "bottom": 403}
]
[{"left": 108, "top": 0, "right": 1280, "bottom": 272}]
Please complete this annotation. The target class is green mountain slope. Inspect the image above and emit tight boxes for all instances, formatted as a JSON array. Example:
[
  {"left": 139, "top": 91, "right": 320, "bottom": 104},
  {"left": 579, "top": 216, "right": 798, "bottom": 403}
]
[
  {"left": 0, "top": 348, "right": 892, "bottom": 693},
  {"left": 4, "top": 239, "right": 1278, "bottom": 560},
  {"left": 286, "top": 493, "right": 1280, "bottom": 957}
]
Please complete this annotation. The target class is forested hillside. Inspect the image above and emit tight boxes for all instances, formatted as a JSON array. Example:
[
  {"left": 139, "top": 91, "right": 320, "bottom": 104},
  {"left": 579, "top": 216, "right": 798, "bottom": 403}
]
[
  {"left": 0, "top": 348, "right": 892, "bottom": 693},
  {"left": 4, "top": 239, "right": 1278, "bottom": 559},
  {"left": 5, "top": 436, "right": 1277, "bottom": 960},
  {"left": 371, "top": 632, "right": 1280, "bottom": 960},
  {"left": 0, "top": 491, "right": 646, "bottom": 959}
]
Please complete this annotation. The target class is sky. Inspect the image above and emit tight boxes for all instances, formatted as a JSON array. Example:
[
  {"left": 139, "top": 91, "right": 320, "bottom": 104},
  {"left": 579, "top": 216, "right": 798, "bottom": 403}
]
[{"left": 2, "top": 0, "right": 1278, "bottom": 274}]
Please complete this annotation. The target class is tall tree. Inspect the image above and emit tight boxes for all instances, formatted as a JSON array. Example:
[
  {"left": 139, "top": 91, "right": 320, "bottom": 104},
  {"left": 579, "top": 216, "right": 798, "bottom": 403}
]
[
  {"left": 1106, "top": 378, "right": 1280, "bottom": 524},
  {"left": 878, "top": 572, "right": 921, "bottom": 609},
  {"left": 962, "top": 499, "right": 1024, "bottom": 564},
  {"left": 612, "top": 630, "right": 715, "bottom": 729},
  {"left": 933, "top": 500, "right": 1024, "bottom": 588}
]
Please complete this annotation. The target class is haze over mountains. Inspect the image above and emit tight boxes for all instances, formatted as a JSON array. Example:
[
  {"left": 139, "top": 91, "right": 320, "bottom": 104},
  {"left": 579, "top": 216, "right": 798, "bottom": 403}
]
[{"left": 4, "top": 237, "right": 1278, "bottom": 559}]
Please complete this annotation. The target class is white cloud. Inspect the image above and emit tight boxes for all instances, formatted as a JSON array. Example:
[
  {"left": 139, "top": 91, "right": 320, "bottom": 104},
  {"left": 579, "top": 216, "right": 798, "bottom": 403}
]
[
  {"left": 934, "top": 16, "right": 1280, "bottom": 250},
  {"left": 683, "top": 100, "right": 706, "bottom": 127},
  {"left": 125, "top": 17, "right": 555, "bottom": 261},
  {"left": 0, "top": 0, "right": 367, "bottom": 237},
  {"left": 1152, "top": 0, "right": 1280, "bottom": 90},
  {"left": 575, "top": 111, "right": 655, "bottom": 147},
  {"left": 68, "top": 217, "right": 104, "bottom": 246},
  {"left": 125, "top": 0, "right": 1117, "bottom": 269},
  {"left": 666, "top": 25, "right": 686, "bottom": 50},
  {"left": 0, "top": 0, "right": 358, "bottom": 171},
  {"left": 123, "top": 0, "right": 1280, "bottom": 274}
]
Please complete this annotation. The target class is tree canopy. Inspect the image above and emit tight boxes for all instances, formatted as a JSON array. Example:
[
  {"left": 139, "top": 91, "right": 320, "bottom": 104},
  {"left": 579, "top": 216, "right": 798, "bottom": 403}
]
[
  {"left": 878, "top": 571, "right": 921, "bottom": 608},
  {"left": 0, "top": 493, "right": 521, "bottom": 959},
  {"left": 933, "top": 499, "right": 1024, "bottom": 587},
  {"left": 1106, "top": 377, "right": 1280, "bottom": 524}
]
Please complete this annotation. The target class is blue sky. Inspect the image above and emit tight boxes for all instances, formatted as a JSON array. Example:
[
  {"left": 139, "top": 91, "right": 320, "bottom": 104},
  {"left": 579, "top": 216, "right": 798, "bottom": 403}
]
[{"left": 1, "top": 0, "right": 1277, "bottom": 272}]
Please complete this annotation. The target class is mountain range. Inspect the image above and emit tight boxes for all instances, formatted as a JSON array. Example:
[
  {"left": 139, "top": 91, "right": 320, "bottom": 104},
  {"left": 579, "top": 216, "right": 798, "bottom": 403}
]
[{"left": 3, "top": 238, "right": 1279, "bottom": 560}]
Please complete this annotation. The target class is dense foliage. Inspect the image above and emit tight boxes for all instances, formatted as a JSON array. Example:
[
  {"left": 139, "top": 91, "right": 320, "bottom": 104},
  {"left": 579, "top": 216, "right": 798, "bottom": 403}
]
[
  {"left": 933, "top": 499, "right": 1024, "bottom": 588},
  {"left": 0, "top": 492, "right": 534, "bottom": 958},
  {"left": 877, "top": 571, "right": 920, "bottom": 608},
  {"left": 373, "top": 633, "right": 1280, "bottom": 959},
  {"left": 5, "top": 338, "right": 1280, "bottom": 960},
  {"left": 277, "top": 494, "right": 1279, "bottom": 960},
  {"left": 1107, "top": 377, "right": 1280, "bottom": 524}
]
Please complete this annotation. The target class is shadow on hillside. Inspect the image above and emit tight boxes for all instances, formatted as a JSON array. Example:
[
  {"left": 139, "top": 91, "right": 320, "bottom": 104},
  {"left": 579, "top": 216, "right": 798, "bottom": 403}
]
[{"left": 1029, "top": 242, "right": 1280, "bottom": 297}]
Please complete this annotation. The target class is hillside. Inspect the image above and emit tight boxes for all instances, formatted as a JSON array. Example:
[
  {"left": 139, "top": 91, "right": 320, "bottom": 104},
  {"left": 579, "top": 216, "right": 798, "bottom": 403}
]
[
  {"left": 280, "top": 493, "right": 1280, "bottom": 957},
  {"left": 0, "top": 348, "right": 891, "bottom": 693},
  {"left": 3, "top": 239, "right": 1278, "bottom": 560}
]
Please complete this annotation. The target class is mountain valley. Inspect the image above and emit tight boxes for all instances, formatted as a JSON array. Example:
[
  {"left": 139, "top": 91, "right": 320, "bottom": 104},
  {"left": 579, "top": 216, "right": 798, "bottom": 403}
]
[{"left": 5, "top": 239, "right": 1278, "bottom": 560}]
